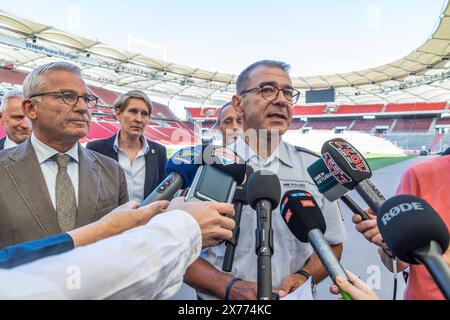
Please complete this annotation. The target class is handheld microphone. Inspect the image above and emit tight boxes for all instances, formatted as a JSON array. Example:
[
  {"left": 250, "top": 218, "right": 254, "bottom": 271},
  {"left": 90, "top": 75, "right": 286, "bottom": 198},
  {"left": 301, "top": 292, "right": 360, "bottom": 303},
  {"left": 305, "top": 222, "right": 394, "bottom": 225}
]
[
  {"left": 223, "top": 165, "right": 254, "bottom": 272},
  {"left": 321, "top": 138, "right": 385, "bottom": 211},
  {"left": 280, "top": 190, "right": 352, "bottom": 300},
  {"left": 140, "top": 146, "right": 200, "bottom": 206},
  {"left": 247, "top": 170, "right": 281, "bottom": 300},
  {"left": 377, "top": 195, "right": 450, "bottom": 299},
  {"left": 307, "top": 157, "right": 370, "bottom": 220}
]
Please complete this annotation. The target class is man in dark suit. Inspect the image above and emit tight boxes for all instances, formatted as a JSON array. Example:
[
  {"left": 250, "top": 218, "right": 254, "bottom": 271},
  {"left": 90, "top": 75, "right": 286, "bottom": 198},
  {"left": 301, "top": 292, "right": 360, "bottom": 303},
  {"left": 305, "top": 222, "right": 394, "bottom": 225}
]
[
  {"left": 0, "top": 90, "right": 32, "bottom": 150},
  {"left": 0, "top": 62, "right": 128, "bottom": 248},
  {"left": 86, "top": 90, "right": 167, "bottom": 204}
]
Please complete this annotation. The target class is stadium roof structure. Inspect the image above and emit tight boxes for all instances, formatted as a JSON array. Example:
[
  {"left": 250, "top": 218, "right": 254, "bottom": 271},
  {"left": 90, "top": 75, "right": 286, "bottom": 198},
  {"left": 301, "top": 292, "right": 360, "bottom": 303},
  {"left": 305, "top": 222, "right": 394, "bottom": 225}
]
[{"left": 0, "top": 2, "right": 450, "bottom": 105}]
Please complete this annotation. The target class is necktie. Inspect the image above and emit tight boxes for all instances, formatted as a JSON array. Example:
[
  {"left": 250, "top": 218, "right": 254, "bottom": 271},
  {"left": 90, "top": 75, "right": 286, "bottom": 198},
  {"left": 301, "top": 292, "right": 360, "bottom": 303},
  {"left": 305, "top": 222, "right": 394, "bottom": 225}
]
[{"left": 55, "top": 154, "right": 77, "bottom": 232}]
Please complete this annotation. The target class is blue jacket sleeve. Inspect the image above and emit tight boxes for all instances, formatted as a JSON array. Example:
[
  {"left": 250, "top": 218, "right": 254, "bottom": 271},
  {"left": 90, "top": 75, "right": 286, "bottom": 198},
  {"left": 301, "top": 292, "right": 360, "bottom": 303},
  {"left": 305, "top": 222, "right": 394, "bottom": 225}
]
[{"left": 0, "top": 233, "right": 75, "bottom": 269}]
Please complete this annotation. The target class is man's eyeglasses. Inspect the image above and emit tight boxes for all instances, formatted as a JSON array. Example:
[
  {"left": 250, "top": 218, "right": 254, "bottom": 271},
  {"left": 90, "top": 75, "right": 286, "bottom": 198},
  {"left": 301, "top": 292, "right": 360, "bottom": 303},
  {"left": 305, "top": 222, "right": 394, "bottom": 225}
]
[
  {"left": 29, "top": 90, "right": 98, "bottom": 109},
  {"left": 240, "top": 83, "right": 300, "bottom": 104}
]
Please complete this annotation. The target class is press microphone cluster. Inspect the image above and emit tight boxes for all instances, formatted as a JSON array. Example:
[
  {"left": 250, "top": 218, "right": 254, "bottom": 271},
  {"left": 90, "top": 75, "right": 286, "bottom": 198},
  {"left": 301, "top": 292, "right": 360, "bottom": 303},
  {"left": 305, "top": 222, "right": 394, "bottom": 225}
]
[
  {"left": 307, "top": 157, "right": 370, "bottom": 220},
  {"left": 141, "top": 145, "right": 247, "bottom": 206},
  {"left": 377, "top": 195, "right": 450, "bottom": 299},
  {"left": 280, "top": 190, "right": 352, "bottom": 300},
  {"left": 321, "top": 138, "right": 386, "bottom": 212}
]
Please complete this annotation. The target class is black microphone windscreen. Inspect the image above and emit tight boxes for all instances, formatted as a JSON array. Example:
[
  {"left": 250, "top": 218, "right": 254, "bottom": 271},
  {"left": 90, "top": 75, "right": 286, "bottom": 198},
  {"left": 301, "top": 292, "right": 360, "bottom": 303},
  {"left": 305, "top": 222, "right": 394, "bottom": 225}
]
[
  {"left": 321, "top": 138, "right": 372, "bottom": 189},
  {"left": 280, "top": 190, "right": 326, "bottom": 242},
  {"left": 377, "top": 195, "right": 450, "bottom": 264},
  {"left": 233, "top": 166, "right": 254, "bottom": 203},
  {"left": 247, "top": 170, "right": 281, "bottom": 210}
]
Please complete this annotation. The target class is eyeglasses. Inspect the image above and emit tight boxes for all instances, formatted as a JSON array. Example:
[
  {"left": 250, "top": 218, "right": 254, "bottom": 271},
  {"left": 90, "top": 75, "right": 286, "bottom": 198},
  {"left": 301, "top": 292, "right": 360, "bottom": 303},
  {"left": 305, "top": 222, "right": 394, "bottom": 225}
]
[
  {"left": 240, "top": 83, "right": 300, "bottom": 104},
  {"left": 29, "top": 90, "right": 98, "bottom": 109}
]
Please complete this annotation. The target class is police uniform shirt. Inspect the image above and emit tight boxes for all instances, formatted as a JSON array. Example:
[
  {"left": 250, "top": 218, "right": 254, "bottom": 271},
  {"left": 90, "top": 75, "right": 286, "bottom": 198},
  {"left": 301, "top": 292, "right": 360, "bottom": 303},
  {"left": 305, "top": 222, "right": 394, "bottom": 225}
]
[{"left": 199, "top": 137, "right": 347, "bottom": 300}]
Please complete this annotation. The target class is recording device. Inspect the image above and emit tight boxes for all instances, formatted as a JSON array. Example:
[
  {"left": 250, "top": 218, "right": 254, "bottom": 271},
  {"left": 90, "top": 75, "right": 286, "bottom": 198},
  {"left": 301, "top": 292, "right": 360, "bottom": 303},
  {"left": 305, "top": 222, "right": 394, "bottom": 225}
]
[
  {"left": 321, "top": 138, "right": 385, "bottom": 211},
  {"left": 140, "top": 146, "right": 201, "bottom": 206},
  {"left": 307, "top": 157, "right": 370, "bottom": 220},
  {"left": 223, "top": 165, "right": 254, "bottom": 272},
  {"left": 280, "top": 190, "right": 352, "bottom": 300},
  {"left": 377, "top": 195, "right": 450, "bottom": 299},
  {"left": 185, "top": 145, "right": 246, "bottom": 203},
  {"left": 247, "top": 170, "right": 281, "bottom": 300}
]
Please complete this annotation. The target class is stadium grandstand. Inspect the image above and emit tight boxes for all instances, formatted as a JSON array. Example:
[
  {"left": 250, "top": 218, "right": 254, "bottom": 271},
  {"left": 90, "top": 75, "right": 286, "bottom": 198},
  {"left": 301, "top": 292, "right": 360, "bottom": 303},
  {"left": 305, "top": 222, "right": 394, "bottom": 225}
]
[{"left": 0, "top": 3, "right": 450, "bottom": 155}]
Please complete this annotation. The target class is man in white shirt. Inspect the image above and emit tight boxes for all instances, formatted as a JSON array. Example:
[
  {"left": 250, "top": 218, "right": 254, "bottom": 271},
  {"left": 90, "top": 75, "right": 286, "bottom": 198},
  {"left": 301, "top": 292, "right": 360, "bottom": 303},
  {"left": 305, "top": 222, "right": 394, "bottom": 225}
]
[
  {"left": 0, "top": 197, "right": 236, "bottom": 300},
  {"left": 0, "top": 90, "right": 32, "bottom": 150}
]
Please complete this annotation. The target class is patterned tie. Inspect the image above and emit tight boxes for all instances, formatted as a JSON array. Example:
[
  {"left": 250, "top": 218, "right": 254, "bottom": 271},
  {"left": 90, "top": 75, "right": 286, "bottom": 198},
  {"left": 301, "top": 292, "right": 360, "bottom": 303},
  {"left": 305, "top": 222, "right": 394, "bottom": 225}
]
[{"left": 55, "top": 154, "right": 77, "bottom": 232}]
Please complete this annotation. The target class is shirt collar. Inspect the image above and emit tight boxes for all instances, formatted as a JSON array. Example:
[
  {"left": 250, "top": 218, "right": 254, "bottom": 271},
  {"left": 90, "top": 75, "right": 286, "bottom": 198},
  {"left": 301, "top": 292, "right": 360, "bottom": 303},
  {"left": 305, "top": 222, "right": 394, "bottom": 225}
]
[
  {"left": 232, "top": 136, "right": 294, "bottom": 168},
  {"left": 113, "top": 130, "right": 150, "bottom": 155},
  {"left": 4, "top": 136, "right": 18, "bottom": 150},
  {"left": 30, "top": 134, "right": 79, "bottom": 165}
]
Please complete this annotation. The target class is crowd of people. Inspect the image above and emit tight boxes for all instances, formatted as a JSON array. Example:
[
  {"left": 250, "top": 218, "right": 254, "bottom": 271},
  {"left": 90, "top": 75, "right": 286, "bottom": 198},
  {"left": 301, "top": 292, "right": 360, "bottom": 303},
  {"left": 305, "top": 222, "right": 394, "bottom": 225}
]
[{"left": 0, "top": 60, "right": 448, "bottom": 300}]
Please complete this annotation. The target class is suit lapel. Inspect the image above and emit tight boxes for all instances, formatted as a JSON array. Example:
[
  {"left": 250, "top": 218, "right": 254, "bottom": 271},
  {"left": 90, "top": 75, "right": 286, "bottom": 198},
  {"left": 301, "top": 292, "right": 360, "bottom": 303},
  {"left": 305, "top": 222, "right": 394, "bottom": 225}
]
[
  {"left": 6, "top": 140, "right": 60, "bottom": 236},
  {"left": 76, "top": 145, "right": 101, "bottom": 228}
]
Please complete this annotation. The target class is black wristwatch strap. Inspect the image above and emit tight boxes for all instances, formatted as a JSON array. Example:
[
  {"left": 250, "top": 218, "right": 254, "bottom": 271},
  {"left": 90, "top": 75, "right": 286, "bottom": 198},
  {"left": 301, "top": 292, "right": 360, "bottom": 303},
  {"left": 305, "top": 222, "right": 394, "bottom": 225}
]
[{"left": 296, "top": 270, "right": 313, "bottom": 283}]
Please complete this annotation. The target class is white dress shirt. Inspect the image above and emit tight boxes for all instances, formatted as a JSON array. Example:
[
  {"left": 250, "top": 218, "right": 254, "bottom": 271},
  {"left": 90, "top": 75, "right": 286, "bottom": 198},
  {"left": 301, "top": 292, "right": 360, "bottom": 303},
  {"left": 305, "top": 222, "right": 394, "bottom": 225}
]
[
  {"left": 3, "top": 136, "right": 18, "bottom": 150},
  {"left": 0, "top": 210, "right": 202, "bottom": 300},
  {"left": 30, "top": 134, "right": 79, "bottom": 208},
  {"left": 114, "top": 132, "right": 149, "bottom": 204}
]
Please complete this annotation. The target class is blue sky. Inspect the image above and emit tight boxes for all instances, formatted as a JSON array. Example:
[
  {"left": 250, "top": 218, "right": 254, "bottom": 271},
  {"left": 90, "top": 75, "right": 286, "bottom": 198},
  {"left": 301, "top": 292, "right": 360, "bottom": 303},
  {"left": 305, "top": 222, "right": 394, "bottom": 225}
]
[{"left": 1, "top": 0, "right": 446, "bottom": 76}]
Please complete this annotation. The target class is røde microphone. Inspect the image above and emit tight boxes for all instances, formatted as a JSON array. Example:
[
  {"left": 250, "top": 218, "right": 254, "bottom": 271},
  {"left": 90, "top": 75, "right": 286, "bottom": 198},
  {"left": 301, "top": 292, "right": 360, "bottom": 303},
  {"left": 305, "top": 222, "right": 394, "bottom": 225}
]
[
  {"left": 377, "top": 195, "right": 450, "bottom": 299},
  {"left": 280, "top": 190, "right": 352, "bottom": 300},
  {"left": 140, "top": 146, "right": 201, "bottom": 206},
  {"left": 307, "top": 157, "right": 370, "bottom": 220},
  {"left": 223, "top": 165, "right": 254, "bottom": 272},
  {"left": 247, "top": 170, "right": 281, "bottom": 300},
  {"left": 321, "top": 138, "right": 385, "bottom": 211}
]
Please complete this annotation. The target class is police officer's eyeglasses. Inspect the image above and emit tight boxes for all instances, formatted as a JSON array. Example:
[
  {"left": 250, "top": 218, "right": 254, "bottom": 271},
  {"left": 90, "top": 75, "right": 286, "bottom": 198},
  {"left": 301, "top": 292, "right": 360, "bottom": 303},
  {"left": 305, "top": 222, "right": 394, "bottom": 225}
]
[
  {"left": 240, "top": 83, "right": 300, "bottom": 104},
  {"left": 29, "top": 90, "right": 98, "bottom": 109}
]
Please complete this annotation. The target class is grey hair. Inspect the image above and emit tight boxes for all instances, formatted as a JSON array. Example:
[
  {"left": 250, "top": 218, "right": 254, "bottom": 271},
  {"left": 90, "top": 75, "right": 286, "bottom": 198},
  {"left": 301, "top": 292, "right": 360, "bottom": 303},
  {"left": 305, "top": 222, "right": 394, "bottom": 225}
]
[
  {"left": 217, "top": 101, "right": 232, "bottom": 125},
  {"left": 236, "top": 60, "right": 291, "bottom": 95},
  {"left": 0, "top": 89, "right": 23, "bottom": 113},
  {"left": 22, "top": 62, "right": 83, "bottom": 98}
]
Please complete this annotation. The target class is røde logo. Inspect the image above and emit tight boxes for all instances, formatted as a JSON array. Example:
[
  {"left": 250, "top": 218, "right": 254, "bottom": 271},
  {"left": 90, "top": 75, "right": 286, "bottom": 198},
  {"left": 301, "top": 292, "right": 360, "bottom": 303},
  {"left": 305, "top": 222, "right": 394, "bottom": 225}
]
[{"left": 381, "top": 202, "right": 424, "bottom": 226}]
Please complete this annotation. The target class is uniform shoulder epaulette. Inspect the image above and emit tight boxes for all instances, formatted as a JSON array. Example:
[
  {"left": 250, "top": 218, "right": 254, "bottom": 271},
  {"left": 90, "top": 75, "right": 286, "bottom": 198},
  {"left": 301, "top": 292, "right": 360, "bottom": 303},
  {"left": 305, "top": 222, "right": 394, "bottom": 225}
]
[{"left": 294, "top": 146, "right": 320, "bottom": 158}]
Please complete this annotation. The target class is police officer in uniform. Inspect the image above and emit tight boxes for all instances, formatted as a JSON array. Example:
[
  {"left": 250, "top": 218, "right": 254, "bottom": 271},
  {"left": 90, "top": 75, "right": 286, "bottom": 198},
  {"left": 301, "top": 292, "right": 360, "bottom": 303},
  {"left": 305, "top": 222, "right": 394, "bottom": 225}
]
[{"left": 184, "top": 60, "right": 346, "bottom": 300}]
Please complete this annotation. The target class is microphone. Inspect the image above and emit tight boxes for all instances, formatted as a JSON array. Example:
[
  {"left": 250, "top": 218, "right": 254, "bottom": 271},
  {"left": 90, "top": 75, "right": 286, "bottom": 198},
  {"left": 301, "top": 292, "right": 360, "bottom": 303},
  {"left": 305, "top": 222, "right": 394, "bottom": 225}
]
[
  {"left": 247, "top": 170, "right": 281, "bottom": 300},
  {"left": 223, "top": 165, "right": 254, "bottom": 272},
  {"left": 321, "top": 138, "right": 385, "bottom": 211},
  {"left": 140, "top": 146, "right": 201, "bottom": 206},
  {"left": 280, "top": 190, "right": 352, "bottom": 300},
  {"left": 307, "top": 157, "right": 370, "bottom": 220},
  {"left": 377, "top": 195, "right": 450, "bottom": 299}
]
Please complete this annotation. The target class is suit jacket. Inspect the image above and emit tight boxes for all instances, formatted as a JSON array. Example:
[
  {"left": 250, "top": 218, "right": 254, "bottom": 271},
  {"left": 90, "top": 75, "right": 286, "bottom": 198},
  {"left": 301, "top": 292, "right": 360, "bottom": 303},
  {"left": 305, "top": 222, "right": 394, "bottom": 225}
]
[
  {"left": 0, "top": 139, "right": 128, "bottom": 248},
  {"left": 0, "top": 137, "right": 5, "bottom": 151},
  {"left": 86, "top": 134, "right": 167, "bottom": 200}
]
